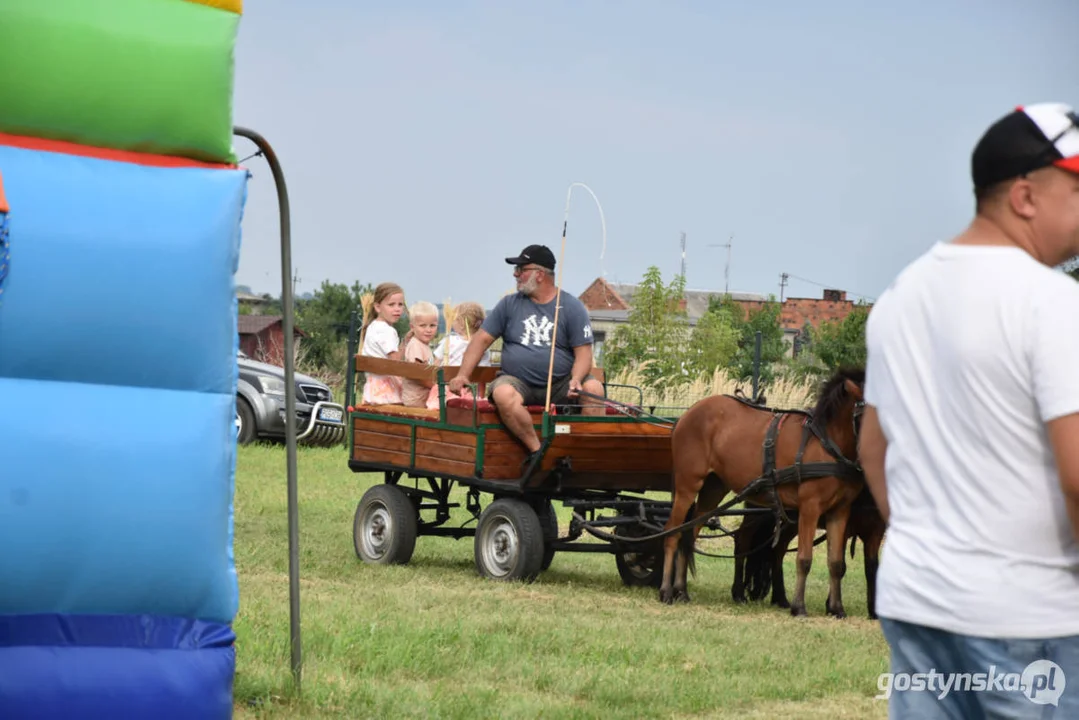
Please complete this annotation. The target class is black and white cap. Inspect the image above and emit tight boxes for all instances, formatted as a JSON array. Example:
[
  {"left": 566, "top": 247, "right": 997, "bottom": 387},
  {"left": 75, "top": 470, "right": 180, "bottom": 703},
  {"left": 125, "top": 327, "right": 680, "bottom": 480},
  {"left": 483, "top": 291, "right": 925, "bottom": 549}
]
[{"left": 972, "top": 102, "right": 1079, "bottom": 190}]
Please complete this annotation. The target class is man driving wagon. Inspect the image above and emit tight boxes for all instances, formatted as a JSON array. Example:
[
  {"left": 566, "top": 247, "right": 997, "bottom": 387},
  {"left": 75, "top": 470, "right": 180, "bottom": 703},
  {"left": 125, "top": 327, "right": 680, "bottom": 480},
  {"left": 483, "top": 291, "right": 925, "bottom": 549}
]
[{"left": 448, "top": 244, "right": 606, "bottom": 468}]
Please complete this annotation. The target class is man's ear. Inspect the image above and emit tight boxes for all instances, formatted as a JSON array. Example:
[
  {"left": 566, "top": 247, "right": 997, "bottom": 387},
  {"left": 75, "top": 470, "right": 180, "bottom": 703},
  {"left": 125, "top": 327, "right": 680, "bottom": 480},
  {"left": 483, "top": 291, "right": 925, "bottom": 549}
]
[{"left": 1008, "top": 177, "right": 1037, "bottom": 220}]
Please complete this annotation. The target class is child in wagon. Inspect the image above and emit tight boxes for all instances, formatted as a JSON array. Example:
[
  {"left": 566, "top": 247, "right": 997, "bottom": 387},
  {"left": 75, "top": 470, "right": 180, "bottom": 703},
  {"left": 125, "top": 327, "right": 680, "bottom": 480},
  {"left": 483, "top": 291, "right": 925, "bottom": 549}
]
[
  {"left": 426, "top": 301, "right": 490, "bottom": 410},
  {"left": 360, "top": 282, "right": 406, "bottom": 405},
  {"left": 400, "top": 301, "right": 441, "bottom": 408}
]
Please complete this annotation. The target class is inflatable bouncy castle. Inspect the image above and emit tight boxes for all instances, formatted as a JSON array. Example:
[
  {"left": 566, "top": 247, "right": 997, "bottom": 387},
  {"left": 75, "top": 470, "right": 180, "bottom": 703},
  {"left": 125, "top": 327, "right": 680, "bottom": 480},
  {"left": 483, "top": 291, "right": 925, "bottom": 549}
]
[{"left": 0, "top": 1, "right": 246, "bottom": 717}]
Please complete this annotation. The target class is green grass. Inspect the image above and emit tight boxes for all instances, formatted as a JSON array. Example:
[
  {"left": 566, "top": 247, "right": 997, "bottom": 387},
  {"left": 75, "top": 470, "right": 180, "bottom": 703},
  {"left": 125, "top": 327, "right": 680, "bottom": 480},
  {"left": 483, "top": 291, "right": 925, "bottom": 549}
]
[{"left": 232, "top": 444, "right": 891, "bottom": 719}]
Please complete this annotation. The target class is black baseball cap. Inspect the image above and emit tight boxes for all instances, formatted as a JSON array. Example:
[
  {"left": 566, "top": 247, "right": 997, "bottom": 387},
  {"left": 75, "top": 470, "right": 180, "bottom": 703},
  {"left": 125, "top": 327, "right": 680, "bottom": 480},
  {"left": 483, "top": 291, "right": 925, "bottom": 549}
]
[
  {"left": 972, "top": 102, "right": 1079, "bottom": 191},
  {"left": 505, "top": 244, "right": 556, "bottom": 271}
]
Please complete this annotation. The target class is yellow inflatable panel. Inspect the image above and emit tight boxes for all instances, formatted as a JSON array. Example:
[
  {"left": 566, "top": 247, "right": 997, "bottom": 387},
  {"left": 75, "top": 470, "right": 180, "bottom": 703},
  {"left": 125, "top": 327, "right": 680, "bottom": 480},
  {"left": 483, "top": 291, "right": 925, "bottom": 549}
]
[{"left": 184, "top": 0, "right": 242, "bottom": 14}]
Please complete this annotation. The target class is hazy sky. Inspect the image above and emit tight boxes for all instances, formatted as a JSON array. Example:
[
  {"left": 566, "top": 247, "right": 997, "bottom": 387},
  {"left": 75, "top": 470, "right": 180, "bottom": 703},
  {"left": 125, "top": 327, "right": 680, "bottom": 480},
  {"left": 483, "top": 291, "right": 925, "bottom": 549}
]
[{"left": 230, "top": 0, "right": 1078, "bottom": 309}]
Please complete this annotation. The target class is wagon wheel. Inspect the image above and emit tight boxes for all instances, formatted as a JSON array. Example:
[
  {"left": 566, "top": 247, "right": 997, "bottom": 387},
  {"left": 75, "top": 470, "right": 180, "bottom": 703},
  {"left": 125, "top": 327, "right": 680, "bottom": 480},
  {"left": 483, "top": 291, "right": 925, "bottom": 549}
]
[
  {"left": 537, "top": 500, "right": 559, "bottom": 571},
  {"left": 354, "top": 484, "right": 418, "bottom": 565},
  {"left": 474, "top": 499, "right": 545, "bottom": 582},
  {"left": 614, "top": 521, "right": 663, "bottom": 588}
]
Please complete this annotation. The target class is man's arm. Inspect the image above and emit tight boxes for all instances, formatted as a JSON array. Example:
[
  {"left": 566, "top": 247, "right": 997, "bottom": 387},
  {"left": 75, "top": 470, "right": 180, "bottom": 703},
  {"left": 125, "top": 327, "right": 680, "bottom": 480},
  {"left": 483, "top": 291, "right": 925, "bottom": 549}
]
[
  {"left": 1030, "top": 281, "right": 1079, "bottom": 544},
  {"left": 858, "top": 404, "right": 890, "bottom": 525},
  {"left": 1047, "top": 413, "right": 1079, "bottom": 543},
  {"left": 570, "top": 343, "right": 593, "bottom": 385},
  {"left": 447, "top": 329, "right": 495, "bottom": 392}
]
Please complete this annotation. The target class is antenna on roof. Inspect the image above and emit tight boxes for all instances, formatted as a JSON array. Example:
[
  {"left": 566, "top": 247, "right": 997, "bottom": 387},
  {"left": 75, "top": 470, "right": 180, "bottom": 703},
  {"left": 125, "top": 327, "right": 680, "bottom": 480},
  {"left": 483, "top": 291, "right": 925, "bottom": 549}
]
[{"left": 708, "top": 235, "right": 733, "bottom": 296}]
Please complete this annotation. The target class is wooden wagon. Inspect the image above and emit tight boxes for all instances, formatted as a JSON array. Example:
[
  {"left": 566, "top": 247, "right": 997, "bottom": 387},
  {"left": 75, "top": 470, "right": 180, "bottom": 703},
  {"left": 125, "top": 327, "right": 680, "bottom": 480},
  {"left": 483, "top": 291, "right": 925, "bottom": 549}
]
[{"left": 347, "top": 355, "right": 686, "bottom": 585}]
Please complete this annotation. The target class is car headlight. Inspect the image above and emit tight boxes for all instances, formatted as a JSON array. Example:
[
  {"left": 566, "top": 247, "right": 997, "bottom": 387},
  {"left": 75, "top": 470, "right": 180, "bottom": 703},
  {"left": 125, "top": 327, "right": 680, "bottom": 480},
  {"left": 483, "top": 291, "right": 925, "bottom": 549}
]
[{"left": 257, "top": 375, "right": 287, "bottom": 396}]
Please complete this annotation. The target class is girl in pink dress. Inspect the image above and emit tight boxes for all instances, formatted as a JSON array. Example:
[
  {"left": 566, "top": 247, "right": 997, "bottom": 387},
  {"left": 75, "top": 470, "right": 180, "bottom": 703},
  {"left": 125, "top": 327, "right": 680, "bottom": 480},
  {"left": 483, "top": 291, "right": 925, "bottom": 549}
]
[{"left": 360, "top": 282, "right": 406, "bottom": 405}]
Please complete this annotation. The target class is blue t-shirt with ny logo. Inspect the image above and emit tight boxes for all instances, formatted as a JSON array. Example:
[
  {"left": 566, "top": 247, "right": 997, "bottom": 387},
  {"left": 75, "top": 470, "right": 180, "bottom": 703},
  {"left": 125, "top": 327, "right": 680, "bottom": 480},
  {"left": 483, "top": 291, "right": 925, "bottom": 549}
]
[{"left": 481, "top": 290, "right": 594, "bottom": 386}]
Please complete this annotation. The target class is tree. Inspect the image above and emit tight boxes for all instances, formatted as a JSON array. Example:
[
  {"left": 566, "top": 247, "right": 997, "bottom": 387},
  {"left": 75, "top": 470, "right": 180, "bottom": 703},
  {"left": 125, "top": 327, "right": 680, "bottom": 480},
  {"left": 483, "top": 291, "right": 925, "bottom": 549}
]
[
  {"left": 809, "top": 302, "right": 870, "bottom": 372},
  {"left": 685, "top": 303, "right": 740, "bottom": 378},
  {"left": 602, "top": 266, "right": 691, "bottom": 389},
  {"left": 711, "top": 294, "right": 786, "bottom": 385},
  {"left": 294, "top": 279, "right": 375, "bottom": 370}
]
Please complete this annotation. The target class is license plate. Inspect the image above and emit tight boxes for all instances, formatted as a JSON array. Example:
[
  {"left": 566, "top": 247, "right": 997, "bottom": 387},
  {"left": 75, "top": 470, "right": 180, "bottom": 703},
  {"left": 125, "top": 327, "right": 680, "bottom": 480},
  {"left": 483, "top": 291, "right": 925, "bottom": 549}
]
[{"left": 318, "top": 407, "right": 344, "bottom": 423}]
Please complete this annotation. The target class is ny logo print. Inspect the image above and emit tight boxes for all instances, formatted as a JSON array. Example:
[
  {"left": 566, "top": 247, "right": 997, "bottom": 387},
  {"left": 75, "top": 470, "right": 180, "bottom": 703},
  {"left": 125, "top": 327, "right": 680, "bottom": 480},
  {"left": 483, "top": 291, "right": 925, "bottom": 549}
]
[{"left": 520, "top": 314, "right": 554, "bottom": 346}]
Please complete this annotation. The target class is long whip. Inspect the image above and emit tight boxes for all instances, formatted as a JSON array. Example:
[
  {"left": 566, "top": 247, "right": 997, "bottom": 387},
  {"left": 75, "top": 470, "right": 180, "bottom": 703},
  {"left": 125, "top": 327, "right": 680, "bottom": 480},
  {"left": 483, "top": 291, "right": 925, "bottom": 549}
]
[
  {"left": 543, "top": 190, "right": 570, "bottom": 411},
  {"left": 543, "top": 182, "right": 606, "bottom": 410}
]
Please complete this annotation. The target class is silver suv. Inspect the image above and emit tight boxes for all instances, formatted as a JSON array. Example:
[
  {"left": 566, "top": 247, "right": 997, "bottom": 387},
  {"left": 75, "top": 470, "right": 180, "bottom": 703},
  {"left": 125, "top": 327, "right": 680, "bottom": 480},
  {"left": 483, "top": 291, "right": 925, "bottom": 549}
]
[{"left": 235, "top": 350, "right": 346, "bottom": 447}]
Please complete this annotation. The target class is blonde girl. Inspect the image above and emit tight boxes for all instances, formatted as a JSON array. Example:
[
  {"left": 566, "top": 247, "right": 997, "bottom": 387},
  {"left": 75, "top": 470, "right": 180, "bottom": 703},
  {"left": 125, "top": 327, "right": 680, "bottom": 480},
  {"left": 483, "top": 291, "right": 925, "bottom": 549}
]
[
  {"left": 426, "top": 301, "right": 491, "bottom": 409},
  {"left": 400, "top": 301, "right": 440, "bottom": 407},
  {"left": 360, "top": 282, "right": 406, "bottom": 405}
]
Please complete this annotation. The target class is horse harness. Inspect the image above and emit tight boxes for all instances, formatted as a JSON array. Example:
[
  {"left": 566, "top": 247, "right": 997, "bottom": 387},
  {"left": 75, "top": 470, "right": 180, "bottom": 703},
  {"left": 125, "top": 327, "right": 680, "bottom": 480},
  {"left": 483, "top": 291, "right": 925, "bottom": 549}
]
[{"left": 730, "top": 393, "right": 866, "bottom": 545}]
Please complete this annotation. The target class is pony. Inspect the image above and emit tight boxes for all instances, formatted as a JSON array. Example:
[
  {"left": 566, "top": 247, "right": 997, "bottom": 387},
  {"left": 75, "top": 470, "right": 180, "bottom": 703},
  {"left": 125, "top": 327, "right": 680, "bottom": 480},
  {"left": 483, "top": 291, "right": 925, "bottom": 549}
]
[
  {"left": 658, "top": 367, "right": 867, "bottom": 617},
  {"left": 730, "top": 483, "right": 886, "bottom": 619}
]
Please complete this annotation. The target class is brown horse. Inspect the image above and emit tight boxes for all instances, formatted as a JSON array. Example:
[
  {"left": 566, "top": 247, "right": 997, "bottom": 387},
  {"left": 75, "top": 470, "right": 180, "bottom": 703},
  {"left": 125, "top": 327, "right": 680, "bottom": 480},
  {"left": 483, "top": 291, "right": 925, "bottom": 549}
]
[
  {"left": 658, "top": 367, "right": 867, "bottom": 617},
  {"left": 730, "top": 483, "right": 886, "bottom": 619}
]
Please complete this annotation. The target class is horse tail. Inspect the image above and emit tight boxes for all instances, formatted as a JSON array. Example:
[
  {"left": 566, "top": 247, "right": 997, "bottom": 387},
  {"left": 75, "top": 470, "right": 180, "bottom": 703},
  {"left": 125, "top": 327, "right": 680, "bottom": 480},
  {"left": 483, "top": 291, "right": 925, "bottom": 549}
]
[{"left": 681, "top": 501, "right": 698, "bottom": 579}]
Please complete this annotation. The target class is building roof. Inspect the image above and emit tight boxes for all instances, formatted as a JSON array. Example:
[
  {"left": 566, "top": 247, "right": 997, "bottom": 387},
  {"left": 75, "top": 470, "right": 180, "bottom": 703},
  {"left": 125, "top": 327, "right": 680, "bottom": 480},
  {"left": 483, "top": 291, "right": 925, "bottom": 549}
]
[
  {"left": 579, "top": 276, "right": 865, "bottom": 334},
  {"left": 580, "top": 277, "right": 766, "bottom": 321},
  {"left": 607, "top": 282, "right": 765, "bottom": 317},
  {"left": 237, "top": 314, "right": 307, "bottom": 336}
]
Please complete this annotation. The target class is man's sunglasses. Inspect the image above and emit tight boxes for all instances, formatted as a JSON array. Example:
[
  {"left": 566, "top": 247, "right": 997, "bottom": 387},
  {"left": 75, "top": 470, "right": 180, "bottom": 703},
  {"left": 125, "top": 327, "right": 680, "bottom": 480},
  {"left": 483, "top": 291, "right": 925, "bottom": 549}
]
[{"left": 513, "top": 265, "right": 547, "bottom": 276}]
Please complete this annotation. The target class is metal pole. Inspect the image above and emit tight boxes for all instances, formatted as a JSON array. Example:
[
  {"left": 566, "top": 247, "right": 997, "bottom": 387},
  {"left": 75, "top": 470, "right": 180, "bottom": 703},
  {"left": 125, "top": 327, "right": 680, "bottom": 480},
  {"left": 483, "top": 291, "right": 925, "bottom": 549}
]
[
  {"left": 751, "top": 330, "right": 762, "bottom": 400},
  {"left": 233, "top": 126, "right": 302, "bottom": 691},
  {"left": 345, "top": 310, "right": 359, "bottom": 411}
]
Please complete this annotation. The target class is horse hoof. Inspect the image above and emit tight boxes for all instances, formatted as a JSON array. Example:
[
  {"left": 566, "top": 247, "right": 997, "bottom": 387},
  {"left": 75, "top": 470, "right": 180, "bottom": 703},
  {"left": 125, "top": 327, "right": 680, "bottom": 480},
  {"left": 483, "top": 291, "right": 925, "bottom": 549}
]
[
  {"left": 868, "top": 612, "right": 878, "bottom": 621},
  {"left": 659, "top": 589, "right": 675, "bottom": 605},
  {"left": 675, "top": 589, "right": 691, "bottom": 604},
  {"left": 828, "top": 609, "right": 847, "bottom": 620},
  {"left": 732, "top": 594, "right": 747, "bottom": 605},
  {"left": 790, "top": 606, "right": 807, "bottom": 618},
  {"left": 773, "top": 598, "right": 790, "bottom": 609}
]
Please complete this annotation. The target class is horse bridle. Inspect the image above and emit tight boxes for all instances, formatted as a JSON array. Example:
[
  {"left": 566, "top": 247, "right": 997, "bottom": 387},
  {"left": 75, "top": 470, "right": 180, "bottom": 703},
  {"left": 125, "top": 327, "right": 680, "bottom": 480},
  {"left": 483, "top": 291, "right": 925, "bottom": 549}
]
[{"left": 852, "top": 398, "right": 866, "bottom": 469}]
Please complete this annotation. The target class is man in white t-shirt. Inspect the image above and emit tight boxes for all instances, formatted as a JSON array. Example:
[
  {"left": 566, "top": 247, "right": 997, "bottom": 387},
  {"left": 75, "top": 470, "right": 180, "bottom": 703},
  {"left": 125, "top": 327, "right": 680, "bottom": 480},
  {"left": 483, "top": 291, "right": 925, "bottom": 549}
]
[{"left": 860, "top": 103, "right": 1079, "bottom": 718}]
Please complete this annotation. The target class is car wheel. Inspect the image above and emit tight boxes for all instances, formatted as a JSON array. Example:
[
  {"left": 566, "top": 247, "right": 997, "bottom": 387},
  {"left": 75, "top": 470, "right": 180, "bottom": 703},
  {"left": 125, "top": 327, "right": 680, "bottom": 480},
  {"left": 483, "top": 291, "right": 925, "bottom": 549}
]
[{"left": 236, "top": 396, "right": 257, "bottom": 445}]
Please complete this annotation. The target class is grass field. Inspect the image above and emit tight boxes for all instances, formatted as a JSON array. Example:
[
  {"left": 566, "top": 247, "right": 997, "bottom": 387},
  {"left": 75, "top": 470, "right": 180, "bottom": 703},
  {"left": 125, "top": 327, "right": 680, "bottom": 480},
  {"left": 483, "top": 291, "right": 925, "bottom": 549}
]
[{"left": 232, "top": 443, "right": 891, "bottom": 719}]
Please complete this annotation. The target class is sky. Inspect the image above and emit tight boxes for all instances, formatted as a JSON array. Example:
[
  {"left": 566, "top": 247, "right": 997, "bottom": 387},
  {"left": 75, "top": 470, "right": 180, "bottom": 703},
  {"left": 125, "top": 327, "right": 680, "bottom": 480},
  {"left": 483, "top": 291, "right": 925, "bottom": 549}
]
[{"left": 230, "top": 0, "right": 1079, "bottom": 309}]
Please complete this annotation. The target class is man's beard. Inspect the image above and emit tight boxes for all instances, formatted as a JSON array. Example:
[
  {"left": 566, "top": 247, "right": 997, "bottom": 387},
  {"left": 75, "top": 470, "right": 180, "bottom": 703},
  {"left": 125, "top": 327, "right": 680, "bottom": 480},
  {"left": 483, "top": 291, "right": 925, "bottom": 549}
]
[{"left": 517, "top": 275, "right": 539, "bottom": 295}]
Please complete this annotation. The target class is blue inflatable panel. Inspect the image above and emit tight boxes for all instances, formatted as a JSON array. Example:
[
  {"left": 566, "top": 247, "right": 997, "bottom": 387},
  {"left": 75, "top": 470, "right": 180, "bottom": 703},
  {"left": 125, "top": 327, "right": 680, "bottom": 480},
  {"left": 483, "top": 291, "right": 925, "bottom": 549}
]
[
  {"left": 0, "top": 376, "right": 238, "bottom": 623},
  {"left": 0, "top": 613, "right": 235, "bottom": 720},
  {"left": 0, "top": 144, "right": 247, "bottom": 394}
]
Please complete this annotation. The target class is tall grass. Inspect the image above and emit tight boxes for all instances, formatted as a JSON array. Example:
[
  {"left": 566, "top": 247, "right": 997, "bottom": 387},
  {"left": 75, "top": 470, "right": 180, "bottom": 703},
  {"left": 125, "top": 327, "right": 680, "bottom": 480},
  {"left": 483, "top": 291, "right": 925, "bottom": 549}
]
[{"left": 605, "top": 366, "right": 817, "bottom": 415}]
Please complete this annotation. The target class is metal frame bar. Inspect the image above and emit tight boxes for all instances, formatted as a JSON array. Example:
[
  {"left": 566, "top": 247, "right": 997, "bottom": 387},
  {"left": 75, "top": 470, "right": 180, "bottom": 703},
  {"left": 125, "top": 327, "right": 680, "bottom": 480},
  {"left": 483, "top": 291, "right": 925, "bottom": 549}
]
[{"left": 233, "top": 126, "right": 303, "bottom": 691}]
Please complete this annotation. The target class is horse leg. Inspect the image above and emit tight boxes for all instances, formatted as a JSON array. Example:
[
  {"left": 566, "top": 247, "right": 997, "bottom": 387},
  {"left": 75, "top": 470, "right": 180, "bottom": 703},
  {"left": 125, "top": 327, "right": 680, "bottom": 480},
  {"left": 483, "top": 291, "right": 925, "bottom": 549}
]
[
  {"left": 863, "top": 521, "right": 885, "bottom": 620},
  {"left": 731, "top": 518, "right": 749, "bottom": 604},
  {"left": 790, "top": 501, "right": 822, "bottom": 617},
  {"left": 731, "top": 508, "right": 762, "bottom": 604},
  {"left": 676, "top": 480, "right": 728, "bottom": 605},
  {"left": 771, "top": 522, "right": 797, "bottom": 609},
  {"left": 659, "top": 473, "right": 702, "bottom": 605},
  {"left": 824, "top": 503, "right": 852, "bottom": 619}
]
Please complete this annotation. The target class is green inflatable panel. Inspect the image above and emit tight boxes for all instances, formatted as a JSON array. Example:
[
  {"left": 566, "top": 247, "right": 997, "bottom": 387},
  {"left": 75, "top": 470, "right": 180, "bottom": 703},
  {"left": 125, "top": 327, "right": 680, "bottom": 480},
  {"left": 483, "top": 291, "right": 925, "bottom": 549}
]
[{"left": 0, "top": 0, "right": 239, "bottom": 163}]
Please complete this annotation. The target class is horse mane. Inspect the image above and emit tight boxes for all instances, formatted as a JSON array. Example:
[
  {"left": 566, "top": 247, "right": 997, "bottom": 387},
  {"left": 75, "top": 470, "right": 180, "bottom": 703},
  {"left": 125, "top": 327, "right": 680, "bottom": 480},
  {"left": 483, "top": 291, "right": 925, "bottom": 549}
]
[{"left": 811, "top": 366, "right": 865, "bottom": 426}]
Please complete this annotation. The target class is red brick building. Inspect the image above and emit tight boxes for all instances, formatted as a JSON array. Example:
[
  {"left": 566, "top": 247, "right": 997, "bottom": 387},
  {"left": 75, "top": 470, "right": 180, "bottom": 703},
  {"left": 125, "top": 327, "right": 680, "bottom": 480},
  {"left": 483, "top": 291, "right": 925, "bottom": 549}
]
[{"left": 238, "top": 315, "right": 306, "bottom": 366}]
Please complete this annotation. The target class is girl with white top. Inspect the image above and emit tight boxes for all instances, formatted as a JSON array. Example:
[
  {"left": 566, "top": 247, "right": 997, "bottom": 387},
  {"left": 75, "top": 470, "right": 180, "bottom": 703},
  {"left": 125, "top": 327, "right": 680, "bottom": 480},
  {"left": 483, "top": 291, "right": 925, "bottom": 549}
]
[{"left": 360, "top": 282, "right": 406, "bottom": 405}]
